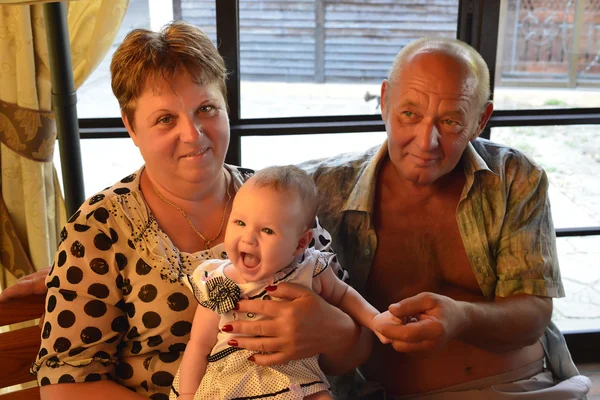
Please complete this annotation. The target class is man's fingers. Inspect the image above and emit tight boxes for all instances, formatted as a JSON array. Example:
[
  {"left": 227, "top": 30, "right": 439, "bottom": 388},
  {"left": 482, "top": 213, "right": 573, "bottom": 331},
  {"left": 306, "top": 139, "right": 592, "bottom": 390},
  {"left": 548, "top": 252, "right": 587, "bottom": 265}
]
[
  {"left": 390, "top": 339, "right": 438, "bottom": 353},
  {"left": 378, "top": 319, "right": 439, "bottom": 342},
  {"left": 388, "top": 292, "right": 434, "bottom": 318}
]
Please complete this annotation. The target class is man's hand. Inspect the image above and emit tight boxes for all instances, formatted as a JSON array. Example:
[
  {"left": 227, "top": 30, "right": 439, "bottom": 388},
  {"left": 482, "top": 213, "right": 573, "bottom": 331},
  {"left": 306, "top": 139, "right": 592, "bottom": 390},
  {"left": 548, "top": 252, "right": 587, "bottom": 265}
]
[
  {"left": 376, "top": 292, "right": 467, "bottom": 353},
  {"left": 0, "top": 266, "right": 50, "bottom": 302},
  {"left": 223, "top": 282, "right": 357, "bottom": 367}
]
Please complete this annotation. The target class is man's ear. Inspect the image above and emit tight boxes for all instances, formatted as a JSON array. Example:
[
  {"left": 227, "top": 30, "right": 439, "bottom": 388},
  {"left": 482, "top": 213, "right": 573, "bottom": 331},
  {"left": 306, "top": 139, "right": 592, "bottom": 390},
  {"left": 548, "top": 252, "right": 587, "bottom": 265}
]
[
  {"left": 293, "top": 229, "right": 314, "bottom": 257},
  {"left": 471, "top": 101, "right": 494, "bottom": 141},
  {"left": 122, "top": 110, "right": 139, "bottom": 147},
  {"left": 380, "top": 79, "right": 389, "bottom": 120}
]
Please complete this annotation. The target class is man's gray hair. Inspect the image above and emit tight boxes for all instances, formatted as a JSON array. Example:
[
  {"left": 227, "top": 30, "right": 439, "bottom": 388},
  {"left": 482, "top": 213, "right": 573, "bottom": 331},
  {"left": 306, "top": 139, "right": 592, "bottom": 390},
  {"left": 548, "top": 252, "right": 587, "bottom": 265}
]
[{"left": 388, "top": 37, "right": 491, "bottom": 113}]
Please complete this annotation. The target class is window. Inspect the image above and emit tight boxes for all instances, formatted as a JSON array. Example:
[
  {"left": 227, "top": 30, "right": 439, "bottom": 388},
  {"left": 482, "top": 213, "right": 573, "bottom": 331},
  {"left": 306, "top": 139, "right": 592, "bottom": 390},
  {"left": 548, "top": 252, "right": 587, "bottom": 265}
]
[{"left": 68, "top": 0, "right": 599, "bottom": 360}]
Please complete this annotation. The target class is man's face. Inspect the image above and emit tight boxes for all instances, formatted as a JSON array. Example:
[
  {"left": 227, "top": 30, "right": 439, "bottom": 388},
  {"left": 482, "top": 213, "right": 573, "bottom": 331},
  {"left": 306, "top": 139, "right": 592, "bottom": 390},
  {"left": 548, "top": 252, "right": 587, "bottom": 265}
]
[{"left": 381, "top": 51, "right": 484, "bottom": 186}]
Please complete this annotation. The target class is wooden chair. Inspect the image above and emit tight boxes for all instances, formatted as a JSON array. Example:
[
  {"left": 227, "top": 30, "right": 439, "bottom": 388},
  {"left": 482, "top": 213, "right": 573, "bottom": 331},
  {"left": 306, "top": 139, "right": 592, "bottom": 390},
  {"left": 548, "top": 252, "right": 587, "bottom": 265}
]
[{"left": 0, "top": 295, "right": 46, "bottom": 400}]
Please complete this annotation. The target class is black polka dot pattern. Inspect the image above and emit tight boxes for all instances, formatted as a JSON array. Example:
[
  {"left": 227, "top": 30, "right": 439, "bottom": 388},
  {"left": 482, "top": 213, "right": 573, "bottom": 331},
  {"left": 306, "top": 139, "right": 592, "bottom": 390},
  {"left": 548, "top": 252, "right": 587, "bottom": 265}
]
[
  {"left": 57, "top": 310, "right": 76, "bottom": 328},
  {"left": 167, "top": 292, "right": 189, "bottom": 312},
  {"left": 90, "top": 258, "right": 109, "bottom": 275},
  {"left": 66, "top": 266, "right": 83, "bottom": 284},
  {"left": 33, "top": 167, "right": 262, "bottom": 397}
]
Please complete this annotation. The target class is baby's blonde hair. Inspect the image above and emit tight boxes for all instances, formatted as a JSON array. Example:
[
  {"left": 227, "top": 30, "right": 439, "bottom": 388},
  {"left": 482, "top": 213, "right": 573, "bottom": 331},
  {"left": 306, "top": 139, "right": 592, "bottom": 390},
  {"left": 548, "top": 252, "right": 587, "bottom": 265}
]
[{"left": 248, "top": 165, "right": 318, "bottom": 231}]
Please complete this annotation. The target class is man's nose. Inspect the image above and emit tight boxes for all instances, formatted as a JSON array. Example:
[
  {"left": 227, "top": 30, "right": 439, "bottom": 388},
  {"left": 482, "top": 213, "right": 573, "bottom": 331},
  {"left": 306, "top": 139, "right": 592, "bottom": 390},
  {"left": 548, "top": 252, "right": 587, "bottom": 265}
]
[
  {"left": 180, "top": 115, "right": 202, "bottom": 142},
  {"left": 415, "top": 120, "right": 440, "bottom": 150}
]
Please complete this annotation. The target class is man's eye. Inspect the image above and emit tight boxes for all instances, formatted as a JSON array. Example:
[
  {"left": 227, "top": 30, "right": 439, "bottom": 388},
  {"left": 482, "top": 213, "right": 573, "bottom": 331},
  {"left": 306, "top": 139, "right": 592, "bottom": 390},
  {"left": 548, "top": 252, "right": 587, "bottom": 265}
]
[
  {"left": 235, "top": 220, "right": 245, "bottom": 226},
  {"left": 262, "top": 228, "right": 274, "bottom": 235},
  {"left": 402, "top": 111, "right": 414, "bottom": 117},
  {"left": 442, "top": 119, "right": 458, "bottom": 126}
]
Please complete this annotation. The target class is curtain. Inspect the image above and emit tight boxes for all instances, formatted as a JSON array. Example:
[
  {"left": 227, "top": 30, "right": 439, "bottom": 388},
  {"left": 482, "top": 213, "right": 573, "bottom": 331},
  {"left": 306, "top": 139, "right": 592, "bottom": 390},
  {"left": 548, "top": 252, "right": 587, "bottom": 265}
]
[{"left": 0, "top": 0, "right": 129, "bottom": 291}]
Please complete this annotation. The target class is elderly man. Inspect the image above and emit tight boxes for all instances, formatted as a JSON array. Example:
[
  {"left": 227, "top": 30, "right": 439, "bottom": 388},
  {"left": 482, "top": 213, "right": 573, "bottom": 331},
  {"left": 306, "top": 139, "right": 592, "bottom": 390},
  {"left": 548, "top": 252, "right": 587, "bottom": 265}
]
[{"left": 301, "top": 38, "right": 591, "bottom": 399}]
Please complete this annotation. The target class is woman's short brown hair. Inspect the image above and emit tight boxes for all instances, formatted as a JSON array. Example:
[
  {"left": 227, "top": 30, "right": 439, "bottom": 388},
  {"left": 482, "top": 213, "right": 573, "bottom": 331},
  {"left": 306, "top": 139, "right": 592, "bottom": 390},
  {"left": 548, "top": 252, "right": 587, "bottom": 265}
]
[{"left": 110, "top": 20, "right": 228, "bottom": 128}]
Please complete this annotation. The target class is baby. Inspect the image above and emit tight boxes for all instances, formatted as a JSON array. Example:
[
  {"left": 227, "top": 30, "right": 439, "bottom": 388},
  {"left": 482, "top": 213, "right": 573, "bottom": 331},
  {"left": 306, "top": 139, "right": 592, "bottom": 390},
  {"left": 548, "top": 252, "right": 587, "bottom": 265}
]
[{"left": 170, "top": 165, "right": 386, "bottom": 400}]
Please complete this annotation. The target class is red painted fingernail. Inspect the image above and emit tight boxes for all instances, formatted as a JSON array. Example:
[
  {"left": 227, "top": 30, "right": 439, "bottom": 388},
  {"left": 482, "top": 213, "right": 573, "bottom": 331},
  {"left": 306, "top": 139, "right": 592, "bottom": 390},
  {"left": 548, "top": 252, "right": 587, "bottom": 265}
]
[
  {"left": 233, "top": 303, "right": 239, "bottom": 310},
  {"left": 265, "top": 285, "right": 277, "bottom": 291},
  {"left": 247, "top": 355, "right": 255, "bottom": 362},
  {"left": 221, "top": 324, "right": 233, "bottom": 332},
  {"left": 227, "top": 340, "right": 238, "bottom": 347}
]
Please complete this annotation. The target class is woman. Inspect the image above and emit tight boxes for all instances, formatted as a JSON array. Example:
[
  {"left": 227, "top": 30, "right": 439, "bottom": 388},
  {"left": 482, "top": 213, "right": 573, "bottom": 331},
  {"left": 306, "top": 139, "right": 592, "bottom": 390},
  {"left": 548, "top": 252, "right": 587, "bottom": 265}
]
[{"left": 28, "top": 21, "right": 368, "bottom": 400}]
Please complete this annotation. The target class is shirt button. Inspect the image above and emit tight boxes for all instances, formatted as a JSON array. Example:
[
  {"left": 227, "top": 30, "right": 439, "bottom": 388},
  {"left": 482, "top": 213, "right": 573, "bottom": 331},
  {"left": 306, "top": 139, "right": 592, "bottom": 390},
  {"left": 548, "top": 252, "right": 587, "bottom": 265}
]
[{"left": 364, "top": 248, "right": 371, "bottom": 256}]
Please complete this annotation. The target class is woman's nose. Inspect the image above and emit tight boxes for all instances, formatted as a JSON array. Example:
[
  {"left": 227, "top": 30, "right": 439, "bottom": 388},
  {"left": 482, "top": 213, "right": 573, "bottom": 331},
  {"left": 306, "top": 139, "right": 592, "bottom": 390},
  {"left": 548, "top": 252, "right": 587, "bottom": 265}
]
[{"left": 180, "top": 115, "right": 202, "bottom": 142}]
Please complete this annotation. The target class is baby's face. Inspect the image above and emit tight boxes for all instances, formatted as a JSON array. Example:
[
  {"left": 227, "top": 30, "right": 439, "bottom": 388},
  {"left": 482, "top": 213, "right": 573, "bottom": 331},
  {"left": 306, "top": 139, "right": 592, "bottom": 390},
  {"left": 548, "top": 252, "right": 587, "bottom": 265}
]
[{"left": 224, "top": 184, "right": 308, "bottom": 283}]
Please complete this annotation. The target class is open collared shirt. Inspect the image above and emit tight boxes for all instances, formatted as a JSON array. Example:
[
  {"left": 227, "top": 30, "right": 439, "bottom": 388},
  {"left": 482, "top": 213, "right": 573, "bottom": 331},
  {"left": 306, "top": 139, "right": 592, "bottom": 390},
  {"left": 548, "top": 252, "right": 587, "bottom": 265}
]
[{"left": 299, "top": 138, "right": 579, "bottom": 394}]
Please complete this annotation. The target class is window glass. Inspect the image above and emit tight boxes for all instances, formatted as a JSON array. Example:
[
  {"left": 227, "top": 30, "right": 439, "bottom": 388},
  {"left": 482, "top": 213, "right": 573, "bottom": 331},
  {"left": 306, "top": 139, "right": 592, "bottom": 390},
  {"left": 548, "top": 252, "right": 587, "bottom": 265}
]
[
  {"left": 494, "top": 0, "right": 599, "bottom": 110},
  {"left": 238, "top": 0, "right": 459, "bottom": 119},
  {"left": 241, "top": 131, "right": 386, "bottom": 170},
  {"left": 491, "top": 125, "right": 600, "bottom": 229},
  {"left": 554, "top": 236, "right": 600, "bottom": 333},
  {"left": 54, "top": 139, "right": 144, "bottom": 198},
  {"left": 77, "top": 0, "right": 217, "bottom": 118}
]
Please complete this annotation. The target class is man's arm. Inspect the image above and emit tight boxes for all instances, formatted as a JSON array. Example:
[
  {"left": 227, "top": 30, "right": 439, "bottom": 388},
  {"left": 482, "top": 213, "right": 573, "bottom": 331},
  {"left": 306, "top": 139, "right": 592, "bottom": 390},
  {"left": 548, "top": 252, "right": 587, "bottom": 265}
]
[{"left": 376, "top": 292, "right": 552, "bottom": 353}]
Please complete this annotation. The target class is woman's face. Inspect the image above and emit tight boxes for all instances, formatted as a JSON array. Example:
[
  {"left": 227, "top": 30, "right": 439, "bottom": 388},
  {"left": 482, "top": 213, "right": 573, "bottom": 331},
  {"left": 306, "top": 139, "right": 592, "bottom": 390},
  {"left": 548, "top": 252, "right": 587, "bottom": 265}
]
[{"left": 124, "top": 73, "right": 230, "bottom": 195}]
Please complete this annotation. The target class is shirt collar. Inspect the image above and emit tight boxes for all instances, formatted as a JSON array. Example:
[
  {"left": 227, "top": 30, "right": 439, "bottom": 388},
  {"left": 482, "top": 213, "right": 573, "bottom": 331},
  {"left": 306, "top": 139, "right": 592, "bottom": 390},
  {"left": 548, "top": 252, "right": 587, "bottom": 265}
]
[
  {"left": 341, "top": 140, "right": 389, "bottom": 213},
  {"left": 340, "top": 140, "right": 497, "bottom": 213},
  {"left": 462, "top": 141, "right": 496, "bottom": 176}
]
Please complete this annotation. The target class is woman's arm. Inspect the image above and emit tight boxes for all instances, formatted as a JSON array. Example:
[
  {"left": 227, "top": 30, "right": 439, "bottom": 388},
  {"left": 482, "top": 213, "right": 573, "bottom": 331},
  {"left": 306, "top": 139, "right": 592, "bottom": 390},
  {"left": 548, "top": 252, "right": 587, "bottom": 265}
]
[
  {"left": 177, "top": 305, "right": 220, "bottom": 399},
  {"left": 41, "top": 380, "right": 146, "bottom": 400}
]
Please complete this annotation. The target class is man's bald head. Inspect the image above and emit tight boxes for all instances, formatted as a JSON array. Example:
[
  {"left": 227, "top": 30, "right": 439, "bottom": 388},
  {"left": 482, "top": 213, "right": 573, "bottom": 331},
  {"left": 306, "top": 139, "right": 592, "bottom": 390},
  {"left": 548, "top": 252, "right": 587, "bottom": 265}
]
[{"left": 387, "top": 38, "right": 491, "bottom": 114}]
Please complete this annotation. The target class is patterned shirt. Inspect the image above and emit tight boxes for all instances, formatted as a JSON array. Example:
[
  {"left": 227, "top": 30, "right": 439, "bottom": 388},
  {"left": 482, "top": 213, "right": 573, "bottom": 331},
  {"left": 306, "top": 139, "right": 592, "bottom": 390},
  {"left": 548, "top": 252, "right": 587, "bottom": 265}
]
[{"left": 300, "top": 138, "right": 579, "bottom": 391}]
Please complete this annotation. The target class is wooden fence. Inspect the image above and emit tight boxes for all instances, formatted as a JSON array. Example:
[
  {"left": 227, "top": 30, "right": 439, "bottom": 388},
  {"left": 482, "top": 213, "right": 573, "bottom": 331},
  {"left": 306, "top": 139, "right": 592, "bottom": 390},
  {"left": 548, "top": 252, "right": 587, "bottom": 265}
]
[{"left": 178, "top": 0, "right": 599, "bottom": 86}]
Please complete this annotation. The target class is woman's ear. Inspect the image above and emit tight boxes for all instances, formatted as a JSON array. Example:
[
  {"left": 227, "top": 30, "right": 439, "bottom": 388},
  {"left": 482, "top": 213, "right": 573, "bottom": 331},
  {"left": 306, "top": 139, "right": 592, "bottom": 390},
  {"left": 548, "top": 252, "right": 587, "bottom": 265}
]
[
  {"left": 122, "top": 110, "right": 138, "bottom": 147},
  {"left": 293, "top": 229, "right": 314, "bottom": 256}
]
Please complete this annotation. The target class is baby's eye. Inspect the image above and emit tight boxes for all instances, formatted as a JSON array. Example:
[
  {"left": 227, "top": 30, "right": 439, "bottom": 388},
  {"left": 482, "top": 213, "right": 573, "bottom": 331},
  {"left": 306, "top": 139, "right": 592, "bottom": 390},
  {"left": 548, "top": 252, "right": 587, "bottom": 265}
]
[
  {"left": 262, "top": 228, "right": 274, "bottom": 235},
  {"left": 235, "top": 220, "right": 245, "bottom": 226}
]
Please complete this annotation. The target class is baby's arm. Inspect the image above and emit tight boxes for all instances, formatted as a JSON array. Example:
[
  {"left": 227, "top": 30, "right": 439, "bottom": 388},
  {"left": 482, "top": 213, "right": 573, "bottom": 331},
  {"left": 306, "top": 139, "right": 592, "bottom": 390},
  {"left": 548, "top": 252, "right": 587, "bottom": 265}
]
[
  {"left": 316, "top": 265, "right": 391, "bottom": 344},
  {"left": 177, "top": 305, "right": 220, "bottom": 399}
]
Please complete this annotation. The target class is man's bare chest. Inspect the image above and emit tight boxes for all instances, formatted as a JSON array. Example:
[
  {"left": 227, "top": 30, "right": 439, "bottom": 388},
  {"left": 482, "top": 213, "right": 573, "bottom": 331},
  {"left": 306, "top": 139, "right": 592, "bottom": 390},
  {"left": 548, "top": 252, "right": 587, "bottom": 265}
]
[{"left": 366, "top": 206, "right": 482, "bottom": 309}]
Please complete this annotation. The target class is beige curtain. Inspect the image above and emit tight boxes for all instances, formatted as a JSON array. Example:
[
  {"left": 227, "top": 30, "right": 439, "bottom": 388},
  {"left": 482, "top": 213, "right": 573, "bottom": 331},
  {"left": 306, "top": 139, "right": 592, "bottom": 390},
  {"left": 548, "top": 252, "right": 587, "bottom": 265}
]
[{"left": 0, "top": 0, "right": 129, "bottom": 291}]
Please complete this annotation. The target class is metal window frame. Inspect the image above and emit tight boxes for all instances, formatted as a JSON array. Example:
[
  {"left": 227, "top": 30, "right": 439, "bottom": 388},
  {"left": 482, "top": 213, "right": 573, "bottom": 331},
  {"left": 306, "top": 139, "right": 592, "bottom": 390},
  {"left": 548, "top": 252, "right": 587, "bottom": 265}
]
[{"left": 76, "top": 0, "right": 599, "bottom": 362}]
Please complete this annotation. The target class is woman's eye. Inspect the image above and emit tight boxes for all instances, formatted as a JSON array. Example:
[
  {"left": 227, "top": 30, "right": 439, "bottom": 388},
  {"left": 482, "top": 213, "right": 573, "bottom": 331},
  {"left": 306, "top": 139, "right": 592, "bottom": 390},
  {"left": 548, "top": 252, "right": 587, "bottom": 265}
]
[
  {"left": 235, "top": 220, "right": 245, "bottom": 226},
  {"left": 262, "top": 228, "right": 274, "bottom": 235},
  {"left": 158, "top": 116, "right": 173, "bottom": 124},
  {"left": 198, "top": 105, "right": 216, "bottom": 114}
]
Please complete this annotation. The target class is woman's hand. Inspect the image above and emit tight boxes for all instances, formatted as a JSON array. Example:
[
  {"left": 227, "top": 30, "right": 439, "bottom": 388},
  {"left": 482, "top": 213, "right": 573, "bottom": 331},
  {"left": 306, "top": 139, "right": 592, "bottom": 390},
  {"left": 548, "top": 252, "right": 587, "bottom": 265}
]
[
  {"left": 0, "top": 266, "right": 50, "bottom": 302},
  {"left": 224, "top": 282, "right": 363, "bottom": 370}
]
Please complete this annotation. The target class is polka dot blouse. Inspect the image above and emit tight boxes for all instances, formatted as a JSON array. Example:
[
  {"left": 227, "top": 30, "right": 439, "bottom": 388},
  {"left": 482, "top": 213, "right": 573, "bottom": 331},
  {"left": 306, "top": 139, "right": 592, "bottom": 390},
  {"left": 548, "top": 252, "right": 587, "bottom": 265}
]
[{"left": 31, "top": 165, "right": 256, "bottom": 399}]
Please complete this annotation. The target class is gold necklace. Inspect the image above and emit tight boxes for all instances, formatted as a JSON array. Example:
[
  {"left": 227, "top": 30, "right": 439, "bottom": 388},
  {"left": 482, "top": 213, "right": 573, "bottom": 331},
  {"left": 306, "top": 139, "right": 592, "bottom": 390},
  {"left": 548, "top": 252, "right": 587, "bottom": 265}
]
[{"left": 151, "top": 174, "right": 232, "bottom": 250}]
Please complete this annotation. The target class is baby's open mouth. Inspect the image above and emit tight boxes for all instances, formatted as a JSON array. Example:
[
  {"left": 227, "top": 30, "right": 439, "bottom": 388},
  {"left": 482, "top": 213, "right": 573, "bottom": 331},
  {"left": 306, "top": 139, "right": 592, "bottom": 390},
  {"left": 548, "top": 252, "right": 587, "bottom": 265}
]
[{"left": 241, "top": 252, "right": 260, "bottom": 268}]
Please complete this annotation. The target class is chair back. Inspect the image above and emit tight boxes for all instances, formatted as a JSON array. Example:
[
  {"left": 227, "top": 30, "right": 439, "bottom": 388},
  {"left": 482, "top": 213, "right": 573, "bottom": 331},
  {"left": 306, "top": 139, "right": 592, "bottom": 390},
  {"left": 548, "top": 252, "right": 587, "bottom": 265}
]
[{"left": 0, "top": 295, "right": 45, "bottom": 400}]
